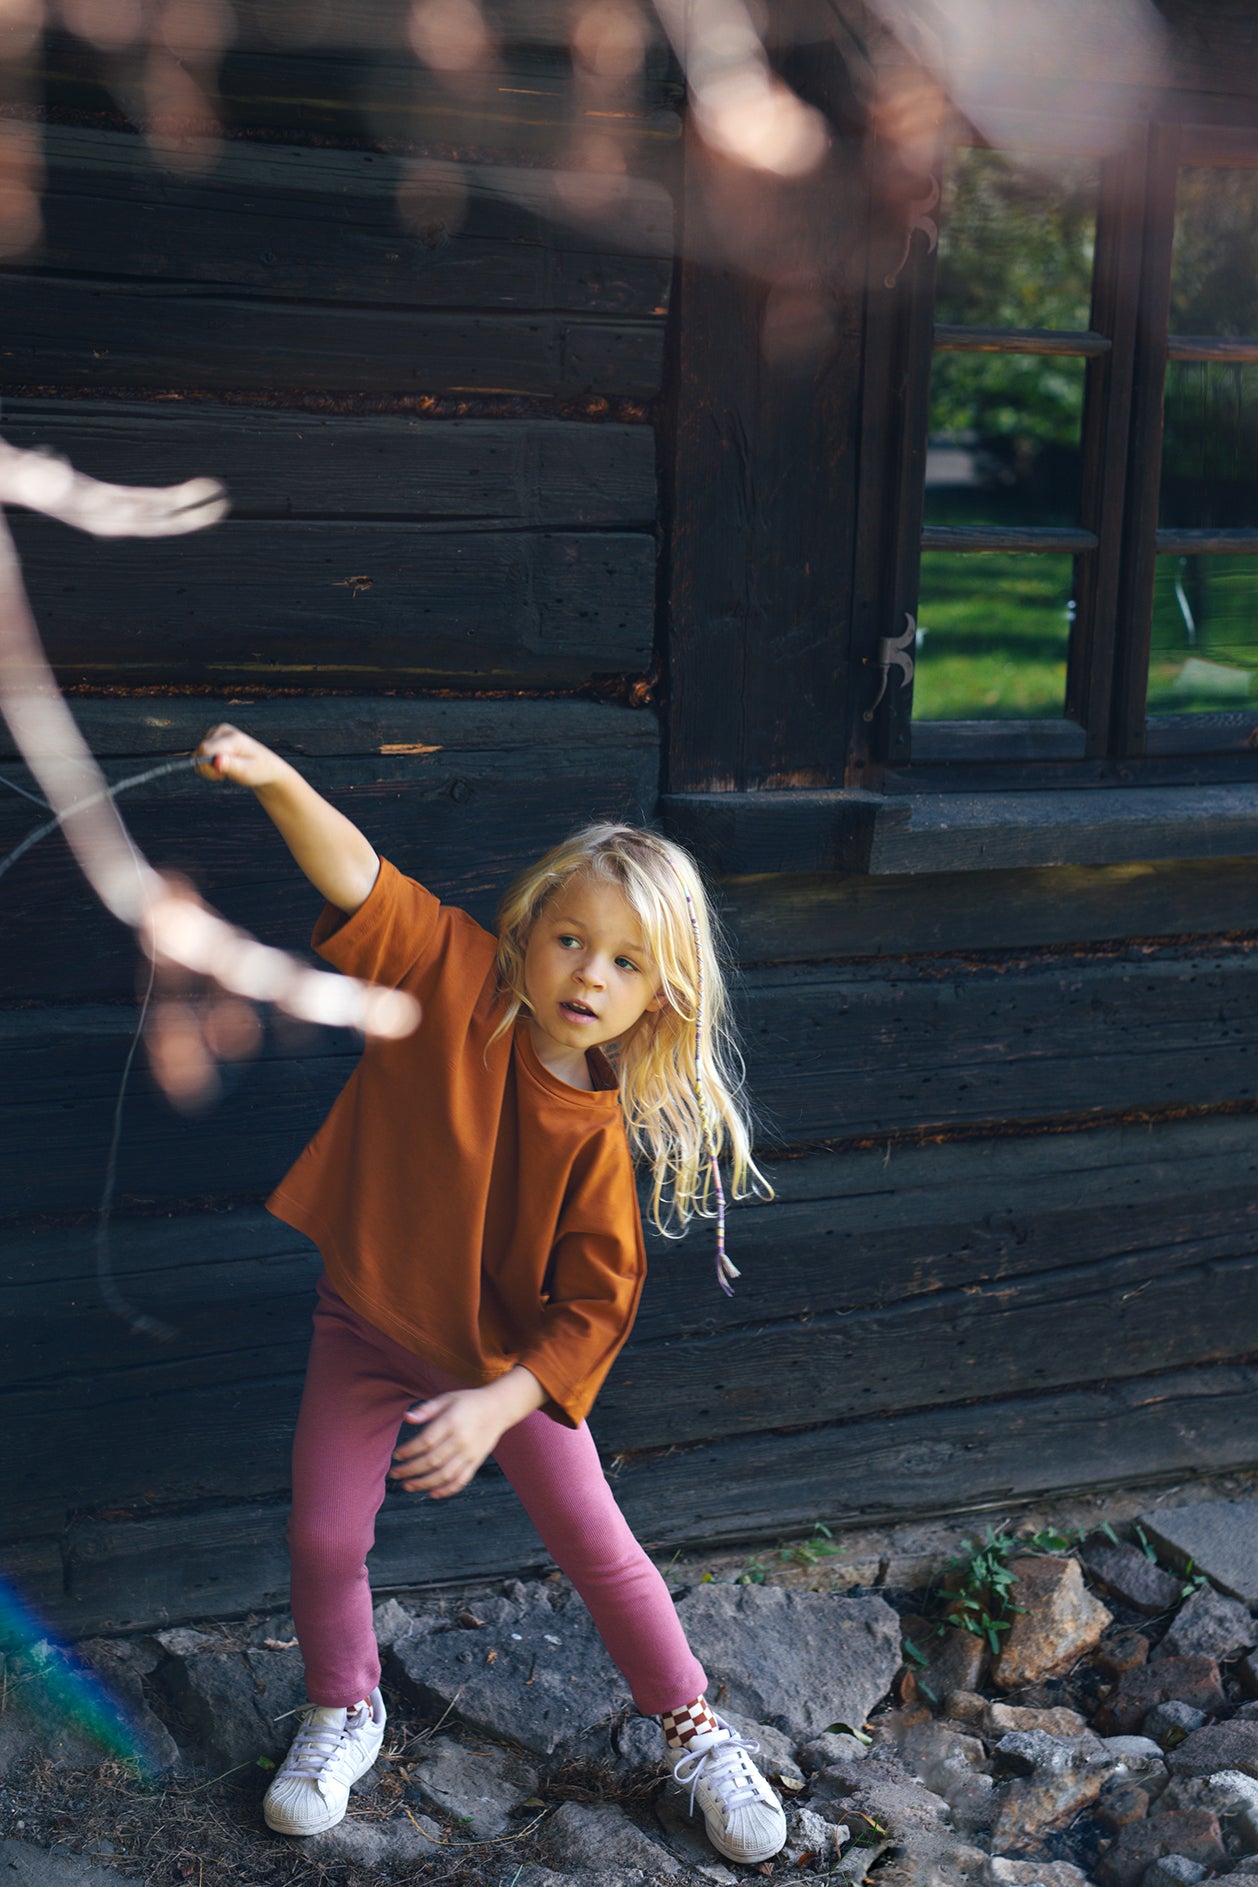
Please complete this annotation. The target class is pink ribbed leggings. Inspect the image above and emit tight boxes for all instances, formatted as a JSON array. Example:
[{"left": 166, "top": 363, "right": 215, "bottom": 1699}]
[{"left": 288, "top": 1277, "right": 707, "bottom": 1713}]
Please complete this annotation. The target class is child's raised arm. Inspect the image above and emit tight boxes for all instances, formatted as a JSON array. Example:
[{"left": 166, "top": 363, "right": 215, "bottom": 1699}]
[{"left": 195, "top": 723, "right": 380, "bottom": 916}]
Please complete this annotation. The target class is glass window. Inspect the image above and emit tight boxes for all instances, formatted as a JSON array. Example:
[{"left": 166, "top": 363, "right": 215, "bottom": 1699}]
[
  {"left": 1147, "top": 556, "right": 1258, "bottom": 712},
  {"left": 925, "top": 353, "right": 1086, "bottom": 532},
  {"left": 1170, "top": 167, "right": 1258, "bottom": 337},
  {"left": 934, "top": 149, "right": 1098, "bottom": 332},
  {"left": 913, "top": 551, "right": 1074, "bottom": 720}
]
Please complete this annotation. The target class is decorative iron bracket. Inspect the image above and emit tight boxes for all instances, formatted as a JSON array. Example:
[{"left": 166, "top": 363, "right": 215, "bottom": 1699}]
[{"left": 863, "top": 612, "right": 917, "bottom": 722}]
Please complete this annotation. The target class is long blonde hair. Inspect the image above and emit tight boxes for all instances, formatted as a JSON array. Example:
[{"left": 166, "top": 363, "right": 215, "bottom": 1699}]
[{"left": 490, "top": 823, "right": 771, "bottom": 1254}]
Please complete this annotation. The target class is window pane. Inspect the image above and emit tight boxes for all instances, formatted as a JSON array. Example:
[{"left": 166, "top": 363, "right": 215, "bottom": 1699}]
[
  {"left": 935, "top": 149, "right": 1098, "bottom": 332},
  {"left": 925, "top": 353, "right": 1085, "bottom": 530},
  {"left": 913, "top": 551, "right": 1073, "bottom": 720},
  {"left": 1170, "top": 168, "right": 1258, "bottom": 338},
  {"left": 1147, "top": 556, "right": 1258, "bottom": 713},
  {"left": 1160, "top": 361, "right": 1258, "bottom": 528}
]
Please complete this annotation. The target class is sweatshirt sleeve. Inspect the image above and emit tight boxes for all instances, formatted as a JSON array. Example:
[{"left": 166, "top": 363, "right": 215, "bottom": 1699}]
[
  {"left": 311, "top": 856, "right": 444, "bottom": 989},
  {"left": 516, "top": 1128, "right": 647, "bottom": 1428}
]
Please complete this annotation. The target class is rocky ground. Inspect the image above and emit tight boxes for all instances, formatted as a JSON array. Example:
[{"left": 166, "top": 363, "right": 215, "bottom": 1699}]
[{"left": 6, "top": 1474, "right": 1258, "bottom": 1887}]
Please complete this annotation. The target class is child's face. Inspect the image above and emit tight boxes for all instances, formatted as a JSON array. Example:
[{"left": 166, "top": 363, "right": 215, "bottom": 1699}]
[{"left": 523, "top": 872, "right": 664, "bottom": 1058}]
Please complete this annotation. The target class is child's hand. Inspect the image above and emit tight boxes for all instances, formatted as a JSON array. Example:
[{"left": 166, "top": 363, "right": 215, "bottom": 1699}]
[
  {"left": 389, "top": 1387, "right": 510, "bottom": 1499},
  {"left": 194, "top": 723, "right": 287, "bottom": 791}
]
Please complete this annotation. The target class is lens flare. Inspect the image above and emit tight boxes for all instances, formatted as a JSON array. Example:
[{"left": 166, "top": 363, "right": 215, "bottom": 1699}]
[{"left": 0, "top": 1574, "right": 157, "bottom": 1772}]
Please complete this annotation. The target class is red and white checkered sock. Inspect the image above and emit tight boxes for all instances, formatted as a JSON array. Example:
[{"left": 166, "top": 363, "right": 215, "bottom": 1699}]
[{"left": 660, "top": 1695, "right": 721, "bottom": 1749}]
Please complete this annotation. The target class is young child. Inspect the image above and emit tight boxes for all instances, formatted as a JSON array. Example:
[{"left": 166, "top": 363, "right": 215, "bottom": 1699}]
[{"left": 194, "top": 723, "right": 784, "bottom": 1867}]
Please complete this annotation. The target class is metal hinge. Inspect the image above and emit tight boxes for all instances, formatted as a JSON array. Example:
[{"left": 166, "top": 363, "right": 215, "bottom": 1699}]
[{"left": 863, "top": 613, "right": 917, "bottom": 722}]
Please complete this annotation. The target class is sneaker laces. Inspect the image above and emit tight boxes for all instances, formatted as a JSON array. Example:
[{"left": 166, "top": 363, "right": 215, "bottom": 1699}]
[
  {"left": 673, "top": 1729, "right": 767, "bottom": 1820},
  {"left": 280, "top": 1705, "right": 363, "bottom": 1782}
]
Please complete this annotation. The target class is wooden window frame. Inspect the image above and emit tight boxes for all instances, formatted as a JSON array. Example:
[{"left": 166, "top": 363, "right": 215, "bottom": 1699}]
[{"left": 874, "top": 108, "right": 1258, "bottom": 784}]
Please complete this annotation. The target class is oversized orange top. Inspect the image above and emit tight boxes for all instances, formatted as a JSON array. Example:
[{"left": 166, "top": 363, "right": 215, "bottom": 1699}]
[{"left": 266, "top": 858, "right": 646, "bottom": 1427}]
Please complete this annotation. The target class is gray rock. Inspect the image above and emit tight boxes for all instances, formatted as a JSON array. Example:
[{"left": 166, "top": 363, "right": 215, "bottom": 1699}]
[
  {"left": 387, "top": 1584, "right": 630, "bottom": 1758},
  {"left": 542, "top": 1800, "right": 683, "bottom": 1878},
  {"left": 800, "top": 1731, "right": 870, "bottom": 1771},
  {"left": 1139, "top": 1501, "right": 1258, "bottom": 1606},
  {"left": 73, "top": 1636, "right": 180, "bottom": 1775},
  {"left": 407, "top": 1735, "right": 539, "bottom": 1837},
  {"left": 890, "top": 1721, "right": 996, "bottom": 1832},
  {"left": 1155, "top": 1585, "right": 1258, "bottom": 1664},
  {"left": 991, "top": 1764, "right": 1108, "bottom": 1855},
  {"left": 719, "top": 1710, "right": 804, "bottom": 1786},
  {"left": 782, "top": 1805, "right": 849, "bottom": 1866},
  {"left": 1099, "top": 1736, "right": 1169, "bottom": 1794},
  {"left": 1141, "top": 1860, "right": 1207, "bottom": 1887},
  {"left": 863, "top": 1833, "right": 990, "bottom": 1885},
  {"left": 1160, "top": 1765, "right": 1258, "bottom": 1831},
  {"left": 807, "top": 1746, "right": 952, "bottom": 1848},
  {"left": 151, "top": 1627, "right": 217, "bottom": 1659},
  {"left": 984, "top": 1860, "right": 1095, "bottom": 1886},
  {"left": 654, "top": 1785, "right": 739, "bottom": 1879},
  {"left": 673, "top": 1583, "right": 901, "bottom": 1741},
  {"left": 614, "top": 1713, "right": 668, "bottom": 1772},
  {"left": 0, "top": 1838, "right": 131, "bottom": 1886},
  {"left": 1144, "top": 1701, "right": 1207, "bottom": 1747},
  {"left": 304, "top": 1811, "right": 442, "bottom": 1863},
  {"left": 1169, "top": 1720, "right": 1258, "bottom": 1780},
  {"left": 156, "top": 1643, "right": 307, "bottom": 1770},
  {"left": 372, "top": 1597, "right": 425, "bottom": 1647},
  {"left": 993, "top": 1729, "right": 1094, "bottom": 1778},
  {"left": 1229, "top": 1861, "right": 1258, "bottom": 1876},
  {"left": 1081, "top": 1539, "right": 1183, "bottom": 1615}
]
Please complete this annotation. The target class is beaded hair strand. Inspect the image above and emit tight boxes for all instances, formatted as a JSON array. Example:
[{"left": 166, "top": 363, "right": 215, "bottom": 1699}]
[{"left": 681, "top": 881, "right": 740, "bottom": 1298}]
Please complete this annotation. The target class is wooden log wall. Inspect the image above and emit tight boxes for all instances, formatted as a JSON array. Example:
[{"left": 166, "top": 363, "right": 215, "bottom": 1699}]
[{"left": 2, "top": 8, "right": 1258, "bottom": 1639}]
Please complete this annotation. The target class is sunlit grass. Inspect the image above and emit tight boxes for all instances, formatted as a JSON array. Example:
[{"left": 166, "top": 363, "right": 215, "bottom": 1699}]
[{"left": 913, "top": 550, "right": 1072, "bottom": 720}]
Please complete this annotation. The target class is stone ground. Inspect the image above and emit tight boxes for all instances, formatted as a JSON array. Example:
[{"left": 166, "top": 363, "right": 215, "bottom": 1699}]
[{"left": 4, "top": 1466, "right": 1258, "bottom": 1887}]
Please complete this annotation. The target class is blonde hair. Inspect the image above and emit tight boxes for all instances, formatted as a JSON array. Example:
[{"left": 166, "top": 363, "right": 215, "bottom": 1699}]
[{"left": 490, "top": 823, "right": 771, "bottom": 1247}]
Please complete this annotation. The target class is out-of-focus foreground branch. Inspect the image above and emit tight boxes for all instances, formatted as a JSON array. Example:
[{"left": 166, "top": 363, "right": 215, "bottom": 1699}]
[{"left": 0, "top": 440, "right": 420, "bottom": 1044}]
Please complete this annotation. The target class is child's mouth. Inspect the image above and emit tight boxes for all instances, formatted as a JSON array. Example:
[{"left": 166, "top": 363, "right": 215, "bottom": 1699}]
[{"left": 560, "top": 1001, "right": 598, "bottom": 1023}]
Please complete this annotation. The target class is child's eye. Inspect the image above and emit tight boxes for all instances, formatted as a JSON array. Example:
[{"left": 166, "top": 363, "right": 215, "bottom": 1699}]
[
  {"left": 558, "top": 934, "right": 581, "bottom": 949},
  {"left": 616, "top": 957, "right": 639, "bottom": 973}
]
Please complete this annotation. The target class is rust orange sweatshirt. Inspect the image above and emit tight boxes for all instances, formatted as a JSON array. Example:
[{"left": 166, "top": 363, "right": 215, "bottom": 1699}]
[{"left": 266, "top": 858, "right": 646, "bottom": 1426}]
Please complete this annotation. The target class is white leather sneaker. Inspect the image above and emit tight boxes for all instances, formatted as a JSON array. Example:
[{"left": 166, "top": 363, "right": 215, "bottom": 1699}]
[
  {"left": 669, "top": 1716, "right": 787, "bottom": 1864},
  {"left": 263, "top": 1688, "right": 386, "bottom": 1835}
]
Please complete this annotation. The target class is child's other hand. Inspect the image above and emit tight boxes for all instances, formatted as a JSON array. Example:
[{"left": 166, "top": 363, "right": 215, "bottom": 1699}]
[
  {"left": 389, "top": 1388, "right": 509, "bottom": 1499},
  {"left": 194, "top": 723, "right": 286, "bottom": 790}
]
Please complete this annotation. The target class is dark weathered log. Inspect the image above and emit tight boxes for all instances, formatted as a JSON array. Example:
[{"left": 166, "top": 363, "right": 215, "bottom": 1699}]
[
  {"left": 0, "top": 699, "right": 661, "bottom": 1001},
  {"left": 40, "top": 35, "right": 682, "bottom": 158},
  {"left": 720, "top": 857, "right": 1258, "bottom": 961},
  {"left": 10, "top": 516, "right": 656, "bottom": 686},
  {"left": 6, "top": 1232, "right": 1255, "bottom": 1522},
  {"left": 5, "top": 1113, "right": 1256, "bottom": 1389},
  {"left": 665, "top": 72, "right": 865, "bottom": 793},
  {"left": 4, "top": 938, "right": 1257, "bottom": 1218},
  {"left": 0, "top": 275, "right": 666, "bottom": 399},
  {"left": 920, "top": 526, "right": 1098, "bottom": 553},
  {"left": 22, "top": 126, "right": 673, "bottom": 316},
  {"left": 1, "top": 401, "right": 657, "bottom": 528},
  {"left": 23, "top": 1355, "right": 1258, "bottom": 1638},
  {"left": 662, "top": 783, "right": 1258, "bottom": 875}
]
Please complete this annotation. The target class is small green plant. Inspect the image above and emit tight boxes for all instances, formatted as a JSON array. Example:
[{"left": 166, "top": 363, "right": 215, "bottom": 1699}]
[
  {"left": 926, "top": 1523, "right": 1076, "bottom": 1655},
  {"left": 1179, "top": 1555, "right": 1210, "bottom": 1600},
  {"left": 736, "top": 1556, "right": 769, "bottom": 1586},
  {"left": 1133, "top": 1521, "right": 1158, "bottom": 1562},
  {"left": 780, "top": 1522, "right": 842, "bottom": 1571}
]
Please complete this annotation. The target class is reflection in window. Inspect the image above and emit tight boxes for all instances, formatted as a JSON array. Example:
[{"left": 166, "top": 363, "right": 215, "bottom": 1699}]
[
  {"left": 913, "top": 552, "right": 1073, "bottom": 719},
  {"left": 1171, "top": 168, "right": 1258, "bottom": 338},
  {"left": 1161, "top": 362, "right": 1258, "bottom": 529},
  {"left": 1147, "top": 556, "right": 1258, "bottom": 712},
  {"left": 935, "top": 150, "right": 1098, "bottom": 332},
  {"left": 925, "top": 354, "right": 1086, "bottom": 531}
]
